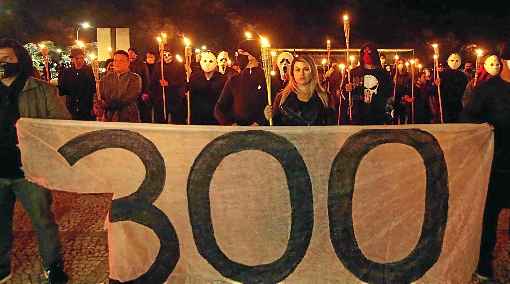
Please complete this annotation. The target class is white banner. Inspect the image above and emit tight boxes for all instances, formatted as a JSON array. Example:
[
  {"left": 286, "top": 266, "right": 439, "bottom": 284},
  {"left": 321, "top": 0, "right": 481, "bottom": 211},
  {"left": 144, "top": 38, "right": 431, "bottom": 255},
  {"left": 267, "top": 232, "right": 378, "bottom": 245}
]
[{"left": 18, "top": 119, "right": 493, "bottom": 283}]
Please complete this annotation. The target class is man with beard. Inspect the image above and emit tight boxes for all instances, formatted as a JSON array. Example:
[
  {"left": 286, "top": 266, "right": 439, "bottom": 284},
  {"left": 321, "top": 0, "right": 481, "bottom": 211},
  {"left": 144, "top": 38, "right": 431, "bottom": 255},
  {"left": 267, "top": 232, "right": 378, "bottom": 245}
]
[
  {"left": 188, "top": 51, "right": 227, "bottom": 125},
  {"left": 439, "top": 53, "right": 468, "bottom": 122},
  {"left": 0, "top": 38, "right": 70, "bottom": 284},
  {"left": 150, "top": 47, "right": 187, "bottom": 124},
  {"left": 345, "top": 43, "right": 392, "bottom": 125},
  {"left": 58, "top": 48, "right": 96, "bottom": 120},
  {"left": 215, "top": 39, "right": 280, "bottom": 126},
  {"left": 461, "top": 42, "right": 510, "bottom": 284}
]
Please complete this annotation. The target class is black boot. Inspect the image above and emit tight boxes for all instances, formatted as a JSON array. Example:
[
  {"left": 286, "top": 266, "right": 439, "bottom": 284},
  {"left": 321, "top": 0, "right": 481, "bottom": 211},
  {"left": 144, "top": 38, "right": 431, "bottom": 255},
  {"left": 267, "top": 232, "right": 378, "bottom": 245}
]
[{"left": 45, "top": 262, "right": 69, "bottom": 284}]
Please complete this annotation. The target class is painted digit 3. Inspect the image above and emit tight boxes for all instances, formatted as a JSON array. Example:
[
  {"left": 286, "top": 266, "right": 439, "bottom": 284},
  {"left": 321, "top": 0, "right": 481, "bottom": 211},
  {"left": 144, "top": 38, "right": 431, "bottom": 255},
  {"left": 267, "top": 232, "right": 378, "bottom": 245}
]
[{"left": 58, "top": 129, "right": 179, "bottom": 283}]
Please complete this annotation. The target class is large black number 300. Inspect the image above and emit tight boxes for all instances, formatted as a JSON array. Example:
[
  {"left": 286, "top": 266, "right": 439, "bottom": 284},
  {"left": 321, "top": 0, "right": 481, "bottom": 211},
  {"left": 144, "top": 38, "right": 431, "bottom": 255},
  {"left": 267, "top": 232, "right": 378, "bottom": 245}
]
[{"left": 58, "top": 130, "right": 180, "bottom": 283}]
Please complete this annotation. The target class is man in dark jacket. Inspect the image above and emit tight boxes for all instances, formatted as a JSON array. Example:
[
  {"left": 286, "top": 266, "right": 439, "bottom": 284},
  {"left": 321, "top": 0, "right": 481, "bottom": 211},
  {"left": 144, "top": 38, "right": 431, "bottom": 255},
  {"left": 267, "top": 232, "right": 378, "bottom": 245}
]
[
  {"left": 461, "top": 41, "right": 510, "bottom": 284},
  {"left": 58, "top": 48, "right": 96, "bottom": 120},
  {"left": 128, "top": 48, "right": 152, "bottom": 123},
  {"left": 0, "top": 38, "right": 70, "bottom": 284},
  {"left": 189, "top": 51, "right": 227, "bottom": 125},
  {"left": 215, "top": 39, "right": 280, "bottom": 126},
  {"left": 150, "top": 48, "right": 187, "bottom": 124}
]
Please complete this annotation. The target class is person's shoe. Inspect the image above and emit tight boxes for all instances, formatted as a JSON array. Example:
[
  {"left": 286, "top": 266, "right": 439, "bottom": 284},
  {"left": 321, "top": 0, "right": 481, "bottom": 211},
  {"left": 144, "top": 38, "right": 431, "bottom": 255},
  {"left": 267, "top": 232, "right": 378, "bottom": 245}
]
[
  {"left": 475, "top": 272, "right": 501, "bottom": 284},
  {"left": 0, "top": 270, "right": 12, "bottom": 284},
  {"left": 44, "top": 265, "right": 69, "bottom": 284}
]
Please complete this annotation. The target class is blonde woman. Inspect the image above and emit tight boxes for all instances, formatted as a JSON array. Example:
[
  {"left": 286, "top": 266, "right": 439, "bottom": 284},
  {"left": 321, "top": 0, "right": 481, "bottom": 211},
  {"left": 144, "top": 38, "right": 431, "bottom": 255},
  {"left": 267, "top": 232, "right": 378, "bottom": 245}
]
[{"left": 264, "top": 55, "right": 335, "bottom": 125}]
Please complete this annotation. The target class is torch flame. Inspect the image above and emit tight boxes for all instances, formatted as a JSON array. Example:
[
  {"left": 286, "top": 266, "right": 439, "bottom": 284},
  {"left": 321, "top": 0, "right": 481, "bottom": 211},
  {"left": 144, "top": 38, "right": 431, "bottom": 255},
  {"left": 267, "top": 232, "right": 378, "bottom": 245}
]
[
  {"left": 260, "top": 36, "right": 270, "bottom": 47},
  {"left": 475, "top": 48, "right": 484, "bottom": 57},
  {"left": 183, "top": 37, "right": 191, "bottom": 47}
]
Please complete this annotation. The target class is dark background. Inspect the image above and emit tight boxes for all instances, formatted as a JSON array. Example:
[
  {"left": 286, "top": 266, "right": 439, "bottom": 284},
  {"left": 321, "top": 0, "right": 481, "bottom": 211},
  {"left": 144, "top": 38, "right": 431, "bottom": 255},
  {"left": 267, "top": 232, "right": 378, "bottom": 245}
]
[{"left": 1, "top": 0, "right": 508, "bottom": 65}]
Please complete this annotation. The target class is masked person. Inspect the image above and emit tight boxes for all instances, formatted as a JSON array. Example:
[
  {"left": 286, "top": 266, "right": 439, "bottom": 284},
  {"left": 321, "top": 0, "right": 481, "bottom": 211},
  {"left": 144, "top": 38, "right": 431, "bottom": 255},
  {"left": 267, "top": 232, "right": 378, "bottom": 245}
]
[
  {"left": 214, "top": 39, "right": 280, "bottom": 126},
  {"left": 439, "top": 53, "right": 468, "bottom": 122},
  {"left": 463, "top": 54, "right": 501, "bottom": 107},
  {"left": 217, "top": 51, "right": 237, "bottom": 80},
  {"left": 150, "top": 46, "right": 187, "bottom": 124},
  {"left": 276, "top": 51, "right": 294, "bottom": 87},
  {"left": 0, "top": 38, "right": 70, "bottom": 284},
  {"left": 461, "top": 41, "right": 510, "bottom": 284},
  {"left": 58, "top": 48, "right": 96, "bottom": 120},
  {"left": 344, "top": 43, "right": 392, "bottom": 125},
  {"left": 264, "top": 55, "right": 335, "bottom": 126},
  {"left": 187, "top": 51, "right": 227, "bottom": 125}
]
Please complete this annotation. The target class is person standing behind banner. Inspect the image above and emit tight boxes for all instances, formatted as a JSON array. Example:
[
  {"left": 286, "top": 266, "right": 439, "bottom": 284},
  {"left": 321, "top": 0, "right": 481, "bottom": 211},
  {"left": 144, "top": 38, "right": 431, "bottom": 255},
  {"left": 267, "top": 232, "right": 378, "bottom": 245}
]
[
  {"left": 409, "top": 71, "right": 434, "bottom": 123},
  {"left": 58, "top": 48, "right": 96, "bottom": 120},
  {"left": 188, "top": 51, "right": 227, "bottom": 125},
  {"left": 95, "top": 50, "right": 141, "bottom": 122},
  {"left": 0, "top": 38, "right": 70, "bottom": 284},
  {"left": 264, "top": 55, "right": 335, "bottom": 126},
  {"left": 149, "top": 47, "right": 187, "bottom": 124},
  {"left": 145, "top": 51, "right": 157, "bottom": 79},
  {"left": 128, "top": 48, "right": 151, "bottom": 123},
  {"left": 463, "top": 55, "right": 501, "bottom": 108},
  {"left": 460, "top": 41, "right": 510, "bottom": 284},
  {"left": 215, "top": 39, "right": 280, "bottom": 126},
  {"left": 393, "top": 58, "right": 412, "bottom": 124},
  {"left": 344, "top": 43, "right": 392, "bottom": 125},
  {"left": 440, "top": 53, "right": 468, "bottom": 122}
]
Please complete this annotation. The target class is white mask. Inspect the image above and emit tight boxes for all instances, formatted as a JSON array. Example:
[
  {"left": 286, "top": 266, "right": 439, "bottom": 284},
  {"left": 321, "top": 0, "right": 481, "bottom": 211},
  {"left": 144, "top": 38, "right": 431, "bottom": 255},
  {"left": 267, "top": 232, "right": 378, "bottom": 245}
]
[
  {"left": 217, "top": 51, "right": 230, "bottom": 74},
  {"left": 484, "top": 55, "right": 501, "bottom": 76},
  {"left": 447, "top": 53, "right": 461, "bottom": 70},
  {"left": 276, "top": 52, "right": 294, "bottom": 81},
  {"left": 200, "top": 52, "right": 217, "bottom": 73}
]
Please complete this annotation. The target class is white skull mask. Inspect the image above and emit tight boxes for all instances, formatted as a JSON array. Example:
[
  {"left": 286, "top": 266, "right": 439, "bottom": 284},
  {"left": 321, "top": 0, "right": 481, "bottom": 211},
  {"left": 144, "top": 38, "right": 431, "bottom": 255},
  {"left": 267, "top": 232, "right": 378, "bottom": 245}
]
[
  {"left": 200, "top": 52, "right": 217, "bottom": 73},
  {"left": 447, "top": 53, "right": 462, "bottom": 70},
  {"left": 276, "top": 52, "right": 294, "bottom": 80},
  {"left": 217, "top": 51, "right": 230, "bottom": 74},
  {"left": 363, "top": 74, "right": 379, "bottom": 103},
  {"left": 484, "top": 55, "right": 501, "bottom": 76}
]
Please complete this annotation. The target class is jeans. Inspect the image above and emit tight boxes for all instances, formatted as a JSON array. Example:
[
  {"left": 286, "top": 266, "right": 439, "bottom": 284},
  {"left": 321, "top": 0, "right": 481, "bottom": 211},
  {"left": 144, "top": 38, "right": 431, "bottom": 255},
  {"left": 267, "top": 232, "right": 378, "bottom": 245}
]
[{"left": 0, "top": 178, "right": 63, "bottom": 274}]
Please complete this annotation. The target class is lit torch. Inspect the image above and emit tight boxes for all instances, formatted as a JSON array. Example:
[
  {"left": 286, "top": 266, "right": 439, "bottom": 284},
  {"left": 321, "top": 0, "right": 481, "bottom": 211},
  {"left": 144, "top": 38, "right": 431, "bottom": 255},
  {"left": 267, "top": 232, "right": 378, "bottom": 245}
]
[
  {"left": 474, "top": 48, "right": 484, "bottom": 87},
  {"left": 343, "top": 14, "right": 353, "bottom": 121},
  {"left": 157, "top": 32, "right": 168, "bottom": 122},
  {"left": 183, "top": 35, "right": 192, "bottom": 124},
  {"left": 431, "top": 43, "right": 444, "bottom": 123},
  {"left": 260, "top": 36, "right": 273, "bottom": 126}
]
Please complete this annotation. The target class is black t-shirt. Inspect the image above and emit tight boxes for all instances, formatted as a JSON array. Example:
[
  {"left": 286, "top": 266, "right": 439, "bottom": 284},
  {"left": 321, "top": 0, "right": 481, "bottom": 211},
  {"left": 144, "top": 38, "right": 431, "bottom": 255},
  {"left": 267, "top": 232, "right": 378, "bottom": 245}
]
[
  {"left": 350, "top": 66, "right": 392, "bottom": 125},
  {"left": 0, "top": 76, "right": 27, "bottom": 179},
  {"left": 461, "top": 76, "right": 510, "bottom": 171}
]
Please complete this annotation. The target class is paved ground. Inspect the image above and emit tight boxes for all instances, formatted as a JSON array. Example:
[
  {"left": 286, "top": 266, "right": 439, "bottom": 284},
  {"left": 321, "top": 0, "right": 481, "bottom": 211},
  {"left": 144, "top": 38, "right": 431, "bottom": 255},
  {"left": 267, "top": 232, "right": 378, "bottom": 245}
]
[{"left": 4, "top": 191, "right": 510, "bottom": 283}]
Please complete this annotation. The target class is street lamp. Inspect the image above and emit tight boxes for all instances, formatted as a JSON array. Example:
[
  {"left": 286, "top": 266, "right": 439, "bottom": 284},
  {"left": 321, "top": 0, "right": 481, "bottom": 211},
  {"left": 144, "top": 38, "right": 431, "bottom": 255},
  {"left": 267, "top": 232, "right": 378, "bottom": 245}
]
[{"left": 76, "top": 22, "right": 91, "bottom": 41}]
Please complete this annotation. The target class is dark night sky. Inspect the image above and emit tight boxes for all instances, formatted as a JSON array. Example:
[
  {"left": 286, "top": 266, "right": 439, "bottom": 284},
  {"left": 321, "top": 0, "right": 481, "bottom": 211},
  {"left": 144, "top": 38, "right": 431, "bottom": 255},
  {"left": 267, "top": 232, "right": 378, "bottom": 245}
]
[{"left": 1, "top": 0, "right": 509, "bottom": 63}]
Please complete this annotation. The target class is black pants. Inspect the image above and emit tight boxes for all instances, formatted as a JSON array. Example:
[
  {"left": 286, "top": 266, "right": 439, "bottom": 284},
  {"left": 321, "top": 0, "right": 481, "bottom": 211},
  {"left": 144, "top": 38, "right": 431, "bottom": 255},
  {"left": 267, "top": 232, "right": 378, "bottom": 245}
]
[{"left": 477, "top": 169, "right": 510, "bottom": 277}]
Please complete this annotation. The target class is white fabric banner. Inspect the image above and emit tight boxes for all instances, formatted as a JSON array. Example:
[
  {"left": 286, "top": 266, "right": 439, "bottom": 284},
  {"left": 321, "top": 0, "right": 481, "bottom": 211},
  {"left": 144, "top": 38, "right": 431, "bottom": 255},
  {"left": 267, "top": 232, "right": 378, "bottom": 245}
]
[{"left": 17, "top": 119, "right": 493, "bottom": 284}]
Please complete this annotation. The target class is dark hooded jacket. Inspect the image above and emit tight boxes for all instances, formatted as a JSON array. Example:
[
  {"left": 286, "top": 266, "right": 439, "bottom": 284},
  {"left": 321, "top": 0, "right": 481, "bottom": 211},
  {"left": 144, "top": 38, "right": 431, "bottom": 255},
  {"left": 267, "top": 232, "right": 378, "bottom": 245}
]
[{"left": 349, "top": 43, "right": 392, "bottom": 125}]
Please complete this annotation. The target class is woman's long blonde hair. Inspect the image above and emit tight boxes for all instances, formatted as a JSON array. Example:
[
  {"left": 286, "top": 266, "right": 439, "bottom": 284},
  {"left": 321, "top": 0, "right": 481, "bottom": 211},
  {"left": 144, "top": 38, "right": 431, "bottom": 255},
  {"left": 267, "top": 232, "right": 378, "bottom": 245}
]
[{"left": 278, "top": 54, "right": 329, "bottom": 107}]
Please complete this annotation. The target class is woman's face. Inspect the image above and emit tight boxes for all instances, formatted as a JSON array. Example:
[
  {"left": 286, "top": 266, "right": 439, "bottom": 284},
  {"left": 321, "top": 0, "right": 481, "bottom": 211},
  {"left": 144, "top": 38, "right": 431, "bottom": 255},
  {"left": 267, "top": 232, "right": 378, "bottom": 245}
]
[{"left": 293, "top": 61, "right": 313, "bottom": 86}]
